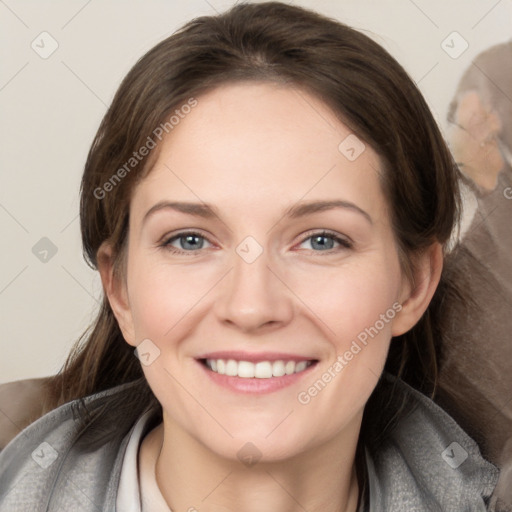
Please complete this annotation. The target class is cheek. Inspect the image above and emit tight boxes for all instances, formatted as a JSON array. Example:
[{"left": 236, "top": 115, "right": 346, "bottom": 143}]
[
  {"left": 125, "top": 255, "right": 212, "bottom": 423},
  {"left": 126, "top": 255, "right": 214, "bottom": 341},
  {"left": 290, "top": 262, "right": 399, "bottom": 440},
  {"left": 285, "top": 257, "right": 402, "bottom": 344},
  {"left": 128, "top": 270, "right": 174, "bottom": 341}
]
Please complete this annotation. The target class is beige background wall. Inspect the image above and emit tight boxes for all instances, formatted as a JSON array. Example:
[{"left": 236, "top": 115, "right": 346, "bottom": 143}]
[{"left": 1, "top": 0, "right": 510, "bottom": 383}]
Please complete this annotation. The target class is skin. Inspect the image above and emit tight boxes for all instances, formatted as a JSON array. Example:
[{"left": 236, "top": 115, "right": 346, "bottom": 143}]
[{"left": 99, "top": 82, "right": 442, "bottom": 512}]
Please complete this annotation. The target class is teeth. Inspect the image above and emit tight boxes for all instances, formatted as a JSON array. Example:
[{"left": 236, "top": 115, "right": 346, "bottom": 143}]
[
  {"left": 272, "top": 360, "right": 285, "bottom": 377},
  {"left": 255, "top": 361, "right": 272, "bottom": 378},
  {"left": 295, "top": 361, "right": 307, "bottom": 373},
  {"left": 226, "top": 359, "right": 238, "bottom": 377},
  {"left": 238, "top": 361, "right": 255, "bottom": 378},
  {"left": 285, "top": 361, "right": 295, "bottom": 375},
  {"left": 205, "top": 359, "right": 313, "bottom": 378}
]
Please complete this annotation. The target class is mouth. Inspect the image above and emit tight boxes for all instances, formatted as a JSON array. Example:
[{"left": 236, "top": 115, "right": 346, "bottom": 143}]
[
  {"left": 195, "top": 352, "right": 318, "bottom": 394},
  {"left": 201, "top": 358, "right": 316, "bottom": 378}
]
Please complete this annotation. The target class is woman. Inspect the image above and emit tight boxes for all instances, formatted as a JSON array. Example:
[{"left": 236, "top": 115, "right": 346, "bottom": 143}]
[{"left": 0, "top": 2, "right": 500, "bottom": 511}]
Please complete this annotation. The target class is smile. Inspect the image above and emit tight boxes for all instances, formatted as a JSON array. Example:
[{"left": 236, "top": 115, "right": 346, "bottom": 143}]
[{"left": 204, "top": 359, "right": 315, "bottom": 379}]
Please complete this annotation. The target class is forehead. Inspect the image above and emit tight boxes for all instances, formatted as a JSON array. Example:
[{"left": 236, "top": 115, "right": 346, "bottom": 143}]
[{"left": 131, "top": 82, "right": 387, "bottom": 223}]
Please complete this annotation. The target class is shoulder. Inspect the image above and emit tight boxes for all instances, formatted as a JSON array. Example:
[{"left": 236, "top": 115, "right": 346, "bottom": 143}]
[
  {"left": 0, "top": 377, "right": 50, "bottom": 450},
  {"left": 0, "top": 380, "right": 151, "bottom": 511},
  {"left": 364, "top": 374, "right": 500, "bottom": 511}
]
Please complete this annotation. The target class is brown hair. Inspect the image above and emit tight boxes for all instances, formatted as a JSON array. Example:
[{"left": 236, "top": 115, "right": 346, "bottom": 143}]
[{"left": 46, "top": 1, "right": 461, "bottom": 438}]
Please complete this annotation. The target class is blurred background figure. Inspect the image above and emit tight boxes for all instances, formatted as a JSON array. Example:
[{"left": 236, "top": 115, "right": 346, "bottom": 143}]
[{"left": 438, "top": 41, "right": 512, "bottom": 510}]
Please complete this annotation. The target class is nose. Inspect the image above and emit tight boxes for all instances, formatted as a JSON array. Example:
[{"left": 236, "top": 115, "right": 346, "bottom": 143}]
[{"left": 214, "top": 248, "right": 294, "bottom": 333}]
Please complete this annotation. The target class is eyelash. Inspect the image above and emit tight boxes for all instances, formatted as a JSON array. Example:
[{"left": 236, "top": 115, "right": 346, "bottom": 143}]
[{"left": 160, "top": 230, "right": 353, "bottom": 256}]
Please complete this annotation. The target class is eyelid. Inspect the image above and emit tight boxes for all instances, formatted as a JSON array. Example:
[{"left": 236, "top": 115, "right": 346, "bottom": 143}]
[
  {"left": 159, "top": 228, "right": 352, "bottom": 255},
  {"left": 160, "top": 230, "right": 216, "bottom": 253},
  {"left": 295, "top": 229, "right": 353, "bottom": 251},
  {"left": 160, "top": 229, "right": 211, "bottom": 244}
]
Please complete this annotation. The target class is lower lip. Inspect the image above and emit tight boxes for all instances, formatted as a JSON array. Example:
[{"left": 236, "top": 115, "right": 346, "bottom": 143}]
[{"left": 198, "top": 360, "right": 317, "bottom": 394}]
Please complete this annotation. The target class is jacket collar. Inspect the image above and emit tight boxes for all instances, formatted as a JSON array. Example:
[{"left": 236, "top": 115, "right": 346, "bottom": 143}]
[
  {"left": 0, "top": 375, "right": 498, "bottom": 511},
  {"left": 363, "top": 374, "right": 498, "bottom": 511}
]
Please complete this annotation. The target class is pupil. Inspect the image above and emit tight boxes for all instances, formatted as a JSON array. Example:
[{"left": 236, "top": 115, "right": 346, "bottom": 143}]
[
  {"left": 182, "top": 235, "right": 202, "bottom": 250},
  {"left": 312, "top": 235, "right": 333, "bottom": 250}
]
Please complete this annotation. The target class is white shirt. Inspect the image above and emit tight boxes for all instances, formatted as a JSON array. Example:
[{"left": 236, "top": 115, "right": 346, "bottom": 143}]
[
  {"left": 116, "top": 410, "right": 171, "bottom": 512},
  {"left": 117, "top": 412, "right": 367, "bottom": 511}
]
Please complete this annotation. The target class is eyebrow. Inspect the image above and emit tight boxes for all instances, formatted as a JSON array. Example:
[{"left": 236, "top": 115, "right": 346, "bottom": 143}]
[
  {"left": 285, "top": 200, "right": 372, "bottom": 224},
  {"left": 142, "top": 199, "right": 372, "bottom": 225}
]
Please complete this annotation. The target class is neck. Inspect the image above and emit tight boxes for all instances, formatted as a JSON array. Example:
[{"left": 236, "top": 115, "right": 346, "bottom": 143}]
[{"left": 148, "top": 414, "right": 362, "bottom": 512}]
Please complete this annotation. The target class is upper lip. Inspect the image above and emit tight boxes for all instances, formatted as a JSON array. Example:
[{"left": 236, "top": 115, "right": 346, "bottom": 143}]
[{"left": 197, "top": 351, "right": 317, "bottom": 363}]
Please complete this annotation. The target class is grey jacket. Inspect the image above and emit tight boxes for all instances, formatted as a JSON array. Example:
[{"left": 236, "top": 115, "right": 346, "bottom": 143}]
[{"left": 0, "top": 375, "right": 500, "bottom": 511}]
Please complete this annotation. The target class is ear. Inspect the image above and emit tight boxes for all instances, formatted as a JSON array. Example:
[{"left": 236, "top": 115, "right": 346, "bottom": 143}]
[
  {"left": 97, "top": 241, "right": 136, "bottom": 346},
  {"left": 391, "top": 242, "right": 443, "bottom": 337}
]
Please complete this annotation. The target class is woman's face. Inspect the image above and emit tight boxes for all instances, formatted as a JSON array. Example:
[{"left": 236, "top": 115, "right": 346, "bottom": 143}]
[{"left": 110, "top": 82, "right": 416, "bottom": 462}]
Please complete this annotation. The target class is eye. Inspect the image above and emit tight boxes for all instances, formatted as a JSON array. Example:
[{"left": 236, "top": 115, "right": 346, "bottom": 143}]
[
  {"left": 160, "top": 230, "right": 351, "bottom": 255},
  {"left": 298, "top": 231, "right": 352, "bottom": 252},
  {"left": 161, "top": 231, "right": 213, "bottom": 254}
]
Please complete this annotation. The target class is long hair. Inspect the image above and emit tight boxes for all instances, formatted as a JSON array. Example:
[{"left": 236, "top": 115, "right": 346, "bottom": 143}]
[{"left": 45, "top": 1, "right": 461, "bottom": 442}]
